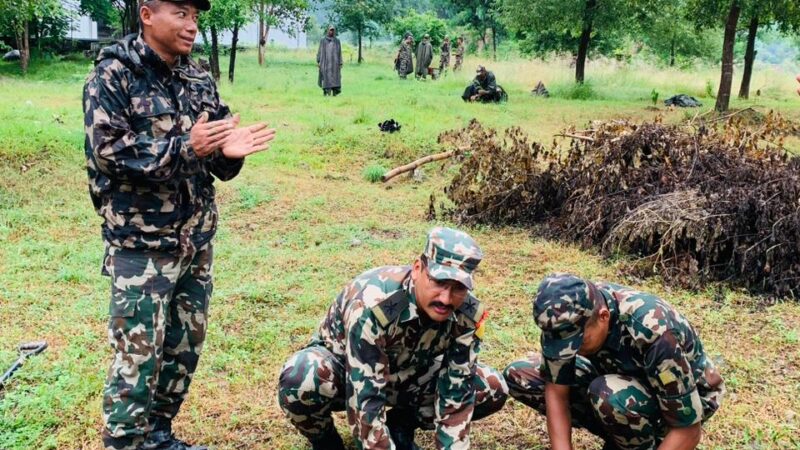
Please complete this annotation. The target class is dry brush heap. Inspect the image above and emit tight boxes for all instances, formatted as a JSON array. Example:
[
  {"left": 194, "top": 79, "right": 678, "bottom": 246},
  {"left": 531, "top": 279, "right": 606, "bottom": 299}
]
[{"left": 435, "top": 115, "right": 800, "bottom": 298}]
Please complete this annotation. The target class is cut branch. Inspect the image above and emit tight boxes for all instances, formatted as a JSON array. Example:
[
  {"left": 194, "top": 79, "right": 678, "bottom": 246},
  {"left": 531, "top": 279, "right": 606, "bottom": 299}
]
[
  {"left": 382, "top": 151, "right": 455, "bottom": 182},
  {"left": 555, "top": 133, "right": 595, "bottom": 142}
]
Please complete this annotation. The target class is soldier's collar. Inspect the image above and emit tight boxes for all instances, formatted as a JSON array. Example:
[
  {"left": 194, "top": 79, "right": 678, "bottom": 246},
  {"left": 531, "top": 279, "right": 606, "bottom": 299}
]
[
  {"left": 600, "top": 288, "right": 623, "bottom": 351},
  {"left": 136, "top": 34, "right": 189, "bottom": 74},
  {"left": 399, "top": 274, "right": 420, "bottom": 323}
]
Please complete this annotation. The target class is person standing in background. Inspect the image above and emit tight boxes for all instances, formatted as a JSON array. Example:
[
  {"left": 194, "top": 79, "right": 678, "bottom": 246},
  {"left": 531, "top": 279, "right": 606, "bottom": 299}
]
[
  {"left": 317, "top": 25, "right": 343, "bottom": 96},
  {"left": 453, "top": 36, "right": 465, "bottom": 72}
]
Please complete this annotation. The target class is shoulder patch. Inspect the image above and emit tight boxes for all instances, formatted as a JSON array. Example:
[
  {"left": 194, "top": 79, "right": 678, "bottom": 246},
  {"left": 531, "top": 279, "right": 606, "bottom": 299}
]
[
  {"left": 458, "top": 295, "right": 485, "bottom": 324},
  {"left": 370, "top": 290, "right": 409, "bottom": 327}
]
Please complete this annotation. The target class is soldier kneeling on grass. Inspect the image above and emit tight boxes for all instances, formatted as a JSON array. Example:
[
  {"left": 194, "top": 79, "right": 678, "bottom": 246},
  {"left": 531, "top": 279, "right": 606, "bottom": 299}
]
[
  {"left": 278, "top": 227, "right": 508, "bottom": 450},
  {"left": 504, "top": 274, "right": 725, "bottom": 450},
  {"left": 462, "top": 66, "right": 507, "bottom": 103}
]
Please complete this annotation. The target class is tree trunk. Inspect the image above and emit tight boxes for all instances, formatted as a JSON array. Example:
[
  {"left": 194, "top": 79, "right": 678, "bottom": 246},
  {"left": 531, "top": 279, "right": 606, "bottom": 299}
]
[
  {"left": 738, "top": 14, "right": 758, "bottom": 99},
  {"left": 210, "top": 25, "right": 221, "bottom": 81},
  {"left": 491, "top": 25, "right": 497, "bottom": 61},
  {"left": 258, "top": 3, "right": 271, "bottom": 66},
  {"left": 715, "top": 1, "right": 741, "bottom": 112},
  {"left": 357, "top": 28, "right": 363, "bottom": 63},
  {"left": 124, "top": 0, "right": 138, "bottom": 35},
  {"left": 670, "top": 38, "right": 675, "bottom": 67},
  {"left": 575, "top": 0, "right": 596, "bottom": 84},
  {"left": 228, "top": 23, "right": 239, "bottom": 83},
  {"left": 19, "top": 21, "right": 30, "bottom": 74}
]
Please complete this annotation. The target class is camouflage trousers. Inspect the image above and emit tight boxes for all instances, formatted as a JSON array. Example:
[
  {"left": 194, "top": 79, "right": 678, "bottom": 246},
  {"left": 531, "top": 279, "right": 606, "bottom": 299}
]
[
  {"left": 453, "top": 56, "right": 463, "bottom": 72},
  {"left": 101, "top": 243, "right": 213, "bottom": 450},
  {"left": 278, "top": 345, "right": 508, "bottom": 442},
  {"left": 439, "top": 55, "right": 450, "bottom": 74},
  {"left": 504, "top": 353, "right": 724, "bottom": 450}
]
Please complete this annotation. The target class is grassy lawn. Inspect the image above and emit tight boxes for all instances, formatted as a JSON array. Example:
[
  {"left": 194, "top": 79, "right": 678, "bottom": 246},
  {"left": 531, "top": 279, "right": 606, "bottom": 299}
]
[{"left": 1, "top": 46, "right": 799, "bottom": 449}]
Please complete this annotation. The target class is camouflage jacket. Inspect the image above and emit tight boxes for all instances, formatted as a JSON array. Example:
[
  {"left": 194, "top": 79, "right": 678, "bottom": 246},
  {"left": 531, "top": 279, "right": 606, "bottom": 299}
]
[
  {"left": 542, "top": 283, "right": 724, "bottom": 428},
  {"left": 83, "top": 34, "right": 242, "bottom": 256},
  {"left": 473, "top": 72, "right": 497, "bottom": 92},
  {"left": 311, "top": 265, "right": 486, "bottom": 450}
]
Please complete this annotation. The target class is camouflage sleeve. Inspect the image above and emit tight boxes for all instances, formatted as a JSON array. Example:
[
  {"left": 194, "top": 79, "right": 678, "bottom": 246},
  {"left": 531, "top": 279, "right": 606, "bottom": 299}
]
[
  {"left": 541, "top": 356, "right": 577, "bottom": 385},
  {"left": 345, "top": 309, "right": 393, "bottom": 450},
  {"left": 204, "top": 85, "right": 244, "bottom": 181},
  {"left": 644, "top": 330, "right": 703, "bottom": 428},
  {"left": 434, "top": 328, "right": 479, "bottom": 450},
  {"left": 84, "top": 60, "right": 200, "bottom": 183},
  {"left": 206, "top": 150, "right": 243, "bottom": 181}
]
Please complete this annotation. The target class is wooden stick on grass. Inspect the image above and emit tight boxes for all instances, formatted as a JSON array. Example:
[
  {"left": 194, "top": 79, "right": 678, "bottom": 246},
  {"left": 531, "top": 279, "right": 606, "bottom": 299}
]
[
  {"left": 382, "top": 150, "right": 455, "bottom": 182},
  {"left": 554, "top": 133, "right": 595, "bottom": 142}
]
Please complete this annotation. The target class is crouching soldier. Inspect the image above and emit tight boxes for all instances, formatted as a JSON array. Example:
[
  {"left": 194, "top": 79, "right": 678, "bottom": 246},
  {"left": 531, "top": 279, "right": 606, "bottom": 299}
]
[
  {"left": 462, "top": 66, "right": 507, "bottom": 103},
  {"left": 278, "top": 227, "right": 508, "bottom": 450},
  {"left": 504, "top": 274, "right": 725, "bottom": 450}
]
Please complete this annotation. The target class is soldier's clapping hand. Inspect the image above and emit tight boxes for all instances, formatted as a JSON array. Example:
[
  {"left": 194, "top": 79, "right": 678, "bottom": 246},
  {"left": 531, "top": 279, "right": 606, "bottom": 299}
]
[
  {"left": 190, "top": 112, "right": 235, "bottom": 157},
  {"left": 221, "top": 116, "right": 276, "bottom": 159}
]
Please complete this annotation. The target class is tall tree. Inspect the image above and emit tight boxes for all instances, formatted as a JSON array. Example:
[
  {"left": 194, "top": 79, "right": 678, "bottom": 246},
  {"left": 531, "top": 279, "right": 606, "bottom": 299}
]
[
  {"left": 253, "top": 0, "right": 309, "bottom": 66},
  {"left": 446, "top": 0, "right": 503, "bottom": 60},
  {"left": 716, "top": 1, "right": 740, "bottom": 111},
  {"left": 331, "top": 0, "right": 395, "bottom": 63},
  {"left": 501, "top": 0, "right": 648, "bottom": 83},
  {"left": 199, "top": 0, "right": 253, "bottom": 83},
  {"left": 80, "top": 0, "right": 138, "bottom": 35},
  {"left": 689, "top": 0, "right": 742, "bottom": 111},
  {"left": 737, "top": 0, "right": 800, "bottom": 99},
  {"left": 639, "top": 0, "right": 722, "bottom": 67},
  {"left": 0, "top": 0, "right": 67, "bottom": 73}
]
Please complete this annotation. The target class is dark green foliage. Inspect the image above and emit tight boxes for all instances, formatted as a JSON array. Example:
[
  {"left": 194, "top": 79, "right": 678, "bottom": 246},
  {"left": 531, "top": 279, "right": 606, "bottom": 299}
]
[
  {"left": 331, "top": 0, "right": 396, "bottom": 62},
  {"left": 390, "top": 10, "right": 449, "bottom": 46}
]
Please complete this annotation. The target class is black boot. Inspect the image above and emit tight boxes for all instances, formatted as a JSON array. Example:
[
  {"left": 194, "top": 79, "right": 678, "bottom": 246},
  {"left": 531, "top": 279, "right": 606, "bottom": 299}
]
[
  {"left": 386, "top": 409, "right": 421, "bottom": 450},
  {"left": 309, "top": 427, "right": 345, "bottom": 450},
  {"left": 143, "top": 418, "right": 209, "bottom": 450}
]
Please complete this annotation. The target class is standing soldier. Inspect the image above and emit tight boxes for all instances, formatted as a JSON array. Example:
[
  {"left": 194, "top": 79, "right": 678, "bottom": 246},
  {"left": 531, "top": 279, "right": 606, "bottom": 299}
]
[
  {"left": 415, "top": 34, "right": 433, "bottom": 80},
  {"left": 395, "top": 33, "right": 414, "bottom": 79},
  {"left": 453, "top": 36, "right": 465, "bottom": 72},
  {"left": 83, "top": 0, "right": 276, "bottom": 448},
  {"left": 439, "top": 36, "right": 451, "bottom": 77},
  {"left": 504, "top": 274, "right": 725, "bottom": 450},
  {"left": 317, "top": 25, "right": 343, "bottom": 96},
  {"left": 278, "top": 227, "right": 508, "bottom": 450}
]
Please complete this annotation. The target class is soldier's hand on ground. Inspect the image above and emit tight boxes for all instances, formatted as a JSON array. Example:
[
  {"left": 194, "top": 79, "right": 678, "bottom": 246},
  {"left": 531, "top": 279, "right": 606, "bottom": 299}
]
[
  {"left": 190, "top": 112, "right": 235, "bottom": 157},
  {"left": 221, "top": 122, "right": 276, "bottom": 159}
]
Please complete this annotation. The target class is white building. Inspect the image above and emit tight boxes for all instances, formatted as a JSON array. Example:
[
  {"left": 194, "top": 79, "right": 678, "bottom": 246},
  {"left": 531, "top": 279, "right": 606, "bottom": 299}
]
[
  {"left": 216, "top": 24, "right": 307, "bottom": 49},
  {"left": 60, "top": 0, "right": 307, "bottom": 48},
  {"left": 63, "top": 0, "right": 99, "bottom": 41}
]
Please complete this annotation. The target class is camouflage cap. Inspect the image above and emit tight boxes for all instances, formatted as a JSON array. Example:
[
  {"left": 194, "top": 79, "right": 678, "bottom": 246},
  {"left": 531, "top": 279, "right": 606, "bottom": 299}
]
[
  {"left": 533, "top": 273, "right": 598, "bottom": 360},
  {"left": 422, "top": 227, "right": 483, "bottom": 290}
]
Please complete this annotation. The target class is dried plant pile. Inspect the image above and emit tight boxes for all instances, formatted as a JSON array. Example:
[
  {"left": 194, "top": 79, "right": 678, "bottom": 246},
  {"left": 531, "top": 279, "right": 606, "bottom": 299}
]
[{"left": 438, "top": 115, "right": 800, "bottom": 297}]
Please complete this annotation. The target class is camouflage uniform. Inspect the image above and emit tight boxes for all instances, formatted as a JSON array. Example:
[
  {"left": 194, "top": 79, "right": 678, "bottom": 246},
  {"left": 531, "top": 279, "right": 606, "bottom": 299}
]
[
  {"left": 396, "top": 41, "right": 414, "bottom": 79},
  {"left": 453, "top": 42, "right": 464, "bottom": 72},
  {"left": 504, "top": 274, "right": 725, "bottom": 450},
  {"left": 83, "top": 33, "right": 242, "bottom": 449},
  {"left": 278, "top": 228, "right": 508, "bottom": 450},
  {"left": 439, "top": 41, "right": 451, "bottom": 75}
]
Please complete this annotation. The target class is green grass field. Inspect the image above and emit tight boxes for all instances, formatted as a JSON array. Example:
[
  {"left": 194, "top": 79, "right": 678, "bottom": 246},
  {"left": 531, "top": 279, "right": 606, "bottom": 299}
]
[{"left": 1, "top": 46, "right": 799, "bottom": 449}]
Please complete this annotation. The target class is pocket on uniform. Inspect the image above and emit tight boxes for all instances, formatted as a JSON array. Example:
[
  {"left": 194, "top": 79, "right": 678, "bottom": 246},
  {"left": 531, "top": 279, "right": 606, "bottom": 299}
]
[
  {"left": 109, "top": 289, "right": 139, "bottom": 318},
  {"left": 130, "top": 95, "right": 177, "bottom": 137}
]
